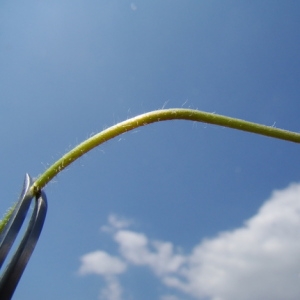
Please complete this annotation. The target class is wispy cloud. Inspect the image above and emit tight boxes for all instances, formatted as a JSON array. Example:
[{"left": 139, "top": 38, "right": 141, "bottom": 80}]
[
  {"left": 78, "top": 183, "right": 300, "bottom": 300},
  {"left": 101, "top": 214, "right": 132, "bottom": 233},
  {"left": 99, "top": 276, "right": 124, "bottom": 300},
  {"left": 114, "top": 230, "right": 186, "bottom": 276},
  {"left": 160, "top": 295, "right": 180, "bottom": 300},
  {"left": 78, "top": 251, "right": 126, "bottom": 276},
  {"left": 78, "top": 251, "right": 127, "bottom": 300}
]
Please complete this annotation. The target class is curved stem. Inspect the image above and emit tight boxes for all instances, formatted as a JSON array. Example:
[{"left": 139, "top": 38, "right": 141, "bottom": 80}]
[{"left": 30, "top": 108, "right": 300, "bottom": 195}]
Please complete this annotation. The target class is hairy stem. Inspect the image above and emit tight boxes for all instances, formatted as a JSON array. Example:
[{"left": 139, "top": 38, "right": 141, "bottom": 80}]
[
  {"left": 0, "top": 206, "right": 15, "bottom": 233},
  {"left": 29, "top": 108, "right": 300, "bottom": 195}
]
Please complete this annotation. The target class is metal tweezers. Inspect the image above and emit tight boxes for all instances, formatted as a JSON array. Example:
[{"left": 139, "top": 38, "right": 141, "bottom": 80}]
[{"left": 0, "top": 174, "right": 47, "bottom": 299}]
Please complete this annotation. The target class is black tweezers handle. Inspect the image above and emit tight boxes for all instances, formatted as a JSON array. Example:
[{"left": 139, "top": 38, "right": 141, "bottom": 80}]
[{"left": 0, "top": 174, "right": 47, "bottom": 299}]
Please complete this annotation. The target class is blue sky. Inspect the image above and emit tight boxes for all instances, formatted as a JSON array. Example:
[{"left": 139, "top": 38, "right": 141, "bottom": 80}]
[{"left": 1, "top": 1, "right": 300, "bottom": 299}]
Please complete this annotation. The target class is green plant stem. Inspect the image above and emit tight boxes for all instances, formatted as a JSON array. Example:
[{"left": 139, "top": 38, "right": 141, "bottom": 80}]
[
  {"left": 1, "top": 108, "right": 299, "bottom": 232},
  {"left": 29, "top": 108, "right": 300, "bottom": 196},
  {"left": 0, "top": 206, "right": 15, "bottom": 233}
]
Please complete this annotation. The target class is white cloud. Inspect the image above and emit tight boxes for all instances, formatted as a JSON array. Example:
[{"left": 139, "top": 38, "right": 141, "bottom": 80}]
[
  {"left": 164, "top": 183, "right": 300, "bottom": 300},
  {"left": 101, "top": 214, "right": 132, "bottom": 233},
  {"left": 99, "top": 276, "right": 123, "bottom": 300},
  {"left": 78, "top": 250, "right": 126, "bottom": 276},
  {"left": 160, "top": 295, "right": 180, "bottom": 300},
  {"left": 78, "top": 183, "right": 300, "bottom": 300},
  {"left": 114, "top": 230, "right": 186, "bottom": 275},
  {"left": 78, "top": 251, "right": 126, "bottom": 300}
]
